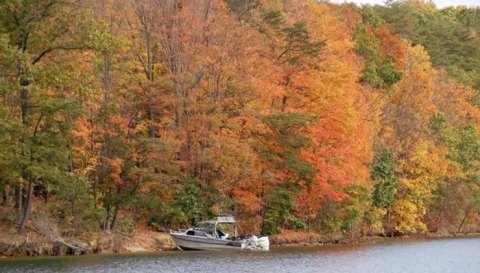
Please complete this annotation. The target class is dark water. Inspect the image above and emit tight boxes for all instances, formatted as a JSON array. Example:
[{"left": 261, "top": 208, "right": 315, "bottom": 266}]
[{"left": 1, "top": 237, "right": 479, "bottom": 273}]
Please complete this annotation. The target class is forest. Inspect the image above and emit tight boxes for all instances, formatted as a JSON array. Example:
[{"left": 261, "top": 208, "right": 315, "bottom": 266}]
[{"left": 0, "top": 0, "right": 480, "bottom": 242}]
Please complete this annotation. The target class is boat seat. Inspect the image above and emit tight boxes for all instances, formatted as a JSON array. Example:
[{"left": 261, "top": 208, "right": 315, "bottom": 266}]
[{"left": 217, "top": 229, "right": 225, "bottom": 238}]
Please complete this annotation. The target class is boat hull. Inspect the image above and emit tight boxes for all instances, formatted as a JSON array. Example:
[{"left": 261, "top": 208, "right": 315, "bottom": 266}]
[{"left": 170, "top": 233, "right": 241, "bottom": 250}]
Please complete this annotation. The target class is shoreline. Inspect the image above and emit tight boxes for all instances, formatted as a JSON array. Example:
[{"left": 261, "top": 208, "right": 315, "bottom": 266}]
[
  {"left": 271, "top": 232, "right": 480, "bottom": 248},
  {"left": 1, "top": 229, "right": 479, "bottom": 258},
  {"left": 0, "top": 228, "right": 178, "bottom": 258}
]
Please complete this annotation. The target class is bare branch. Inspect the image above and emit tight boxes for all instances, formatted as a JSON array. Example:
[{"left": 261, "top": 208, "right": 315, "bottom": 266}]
[
  {"left": 31, "top": 46, "right": 85, "bottom": 65},
  {"left": 33, "top": 112, "right": 44, "bottom": 137}
]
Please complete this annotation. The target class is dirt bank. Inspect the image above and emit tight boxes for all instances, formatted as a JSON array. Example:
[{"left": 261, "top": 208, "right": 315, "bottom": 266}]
[
  {"left": 269, "top": 230, "right": 480, "bottom": 247},
  {"left": 0, "top": 228, "right": 177, "bottom": 258},
  {"left": 269, "top": 230, "right": 376, "bottom": 247}
]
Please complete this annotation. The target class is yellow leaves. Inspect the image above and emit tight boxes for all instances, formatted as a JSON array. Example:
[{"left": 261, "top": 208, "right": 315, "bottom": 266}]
[
  {"left": 392, "top": 197, "right": 427, "bottom": 234},
  {"left": 400, "top": 140, "right": 450, "bottom": 183},
  {"left": 394, "top": 45, "right": 436, "bottom": 109},
  {"left": 368, "top": 207, "right": 388, "bottom": 234},
  {"left": 384, "top": 44, "right": 439, "bottom": 153},
  {"left": 406, "top": 0, "right": 437, "bottom": 13},
  {"left": 392, "top": 140, "right": 453, "bottom": 234},
  {"left": 394, "top": 45, "right": 435, "bottom": 97},
  {"left": 379, "top": 43, "right": 473, "bottom": 234},
  {"left": 407, "top": 45, "right": 436, "bottom": 81}
]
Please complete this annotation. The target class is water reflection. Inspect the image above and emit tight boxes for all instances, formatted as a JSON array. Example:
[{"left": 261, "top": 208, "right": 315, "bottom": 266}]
[{"left": 1, "top": 237, "right": 479, "bottom": 273}]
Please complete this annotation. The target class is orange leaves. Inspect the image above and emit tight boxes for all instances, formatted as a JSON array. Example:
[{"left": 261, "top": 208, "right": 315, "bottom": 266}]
[
  {"left": 107, "top": 115, "right": 130, "bottom": 137},
  {"left": 374, "top": 26, "right": 408, "bottom": 70},
  {"left": 233, "top": 188, "right": 262, "bottom": 215},
  {"left": 278, "top": 1, "right": 376, "bottom": 218},
  {"left": 433, "top": 73, "right": 480, "bottom": 128},
  {"left": 70, "top": 117, "right": 97, "bottom": 176},
  {"left": 304, "top": 105, "right": 372, "bottom": 204},
  {"left": 7, "top": 0, "right": 480, "bottom": 235},
  {"left": 106, "top": 157, "right": 124, "bottom": 185}
]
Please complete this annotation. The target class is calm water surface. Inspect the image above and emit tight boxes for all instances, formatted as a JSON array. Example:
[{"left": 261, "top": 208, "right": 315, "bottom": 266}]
[{"left": 0, "top": 237, "right": 479, "bottom": 273}]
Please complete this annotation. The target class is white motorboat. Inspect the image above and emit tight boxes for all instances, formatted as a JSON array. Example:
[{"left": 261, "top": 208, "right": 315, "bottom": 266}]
[{"left": 169, "top": 215, "right": 269, "bottom": 251}]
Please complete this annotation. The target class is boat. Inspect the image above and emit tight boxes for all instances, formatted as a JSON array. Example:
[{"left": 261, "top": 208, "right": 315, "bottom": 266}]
[{"left": 169, "top": 215, "right": 269, "bottom": 251}]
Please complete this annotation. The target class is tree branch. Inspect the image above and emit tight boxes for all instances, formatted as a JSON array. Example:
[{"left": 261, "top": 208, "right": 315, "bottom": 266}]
[
  {"left": 33, "top": 112, "right": 45, "bottom": 137},
  {"left": 23, "top": 0, "right": 58, "bottom": 27},
  {"left": 32, "top": 46, "right": 85, "bottom": 65}
]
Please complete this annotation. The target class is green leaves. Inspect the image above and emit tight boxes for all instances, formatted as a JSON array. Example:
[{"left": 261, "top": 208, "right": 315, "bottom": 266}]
[
  {"left": 354, "top": 22, "right": 402, "bottom": 88},
  {"left": 264, "top": 9, "right": 324, "bottom": 65},
  {"left": 0, "top": 105, "right": 23, "bottom": 186},
  {"left": 280, "top": 22, "right": 324, "bottom": 64},
  {"left": 165, "top": 177, "right": 212, "bottom": 227},
  {"left": 377, "top": 58, "right": 403, "bottom": 86},
  {"left": 262, "top": 113, "right": 316, "bottom": 134},
  {"left": 368, "top": 1, "right": 480, "bottom": 91},
  {"left": 225, "top": 0, "right": 260, "bottom": 21},
  {"left": 86, "top": 21, "right": 126, "bottom": 54},
  {"left": 259, "top": 113, "right": 316, "bottom": 184},
  {"left": 262, "top": 181, "right": 303, "bottom": 234},
  {"left": 447, "top": 125, "right": 480, "bottom": 173},
  {"left": 371, "top": 149, "right": 397, "bottom": 209},
  {"left": 264, "top": 10, "right": 283, "bottom": 30},
  {"left": 256, "top": 113, "right": 316, "bottom": 234}
]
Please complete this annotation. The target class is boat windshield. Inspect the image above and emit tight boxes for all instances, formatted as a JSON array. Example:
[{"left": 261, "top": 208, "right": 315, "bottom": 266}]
[
  {"left": 197, "top": 222, "right": 215, "bottom": 229},
  {"left": 216, "top": 222, "right": 236, "bottom": 238},
  {"left": 196, "top": 222, "right": 215, "bottom": 236}
]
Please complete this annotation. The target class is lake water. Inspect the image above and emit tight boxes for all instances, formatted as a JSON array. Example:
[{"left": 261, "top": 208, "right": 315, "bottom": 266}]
[{"left": 1, "top": 237, "right": 479, "bottom": 273}]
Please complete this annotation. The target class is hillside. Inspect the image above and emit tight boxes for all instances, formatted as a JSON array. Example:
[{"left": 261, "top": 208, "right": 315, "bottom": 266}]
[{"left": 0, "top": 0, "right": 479, "bottom": 255}]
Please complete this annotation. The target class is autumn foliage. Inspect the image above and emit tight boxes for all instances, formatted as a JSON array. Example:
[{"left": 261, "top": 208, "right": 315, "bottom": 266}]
[{"left": 1, "top": 0, "right": 480, "bottom": 237}]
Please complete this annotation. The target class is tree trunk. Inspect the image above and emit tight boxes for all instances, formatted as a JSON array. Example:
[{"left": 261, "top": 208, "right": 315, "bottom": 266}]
[
  {"left": 387, "top": 208, "right": 394, "bottom": 238},
  {"left": 260, "top": 206, "right": 268, "bottom": 234},
  {"left": 20, "top": 86, "right": 29, "bottom": 126},
  {"left": 2, "top": 186, "right": 7, "bottom": 207},
  {"left": 18, "top": 179, "right": 33, "bottom": 234},
  {"left": 145, "top": 20, "right": 155, "bottom": 139},
  {"left": 102, "top": 53, "right": 111, "bottom": 103},
  {"left": 92, "top": 179, "right": 98, "bottom": 210},
  {"left": 110, "top": 203, "right": 120, "bottom": 231},
  {"left": 19, "top": 79, "right": 30, "bottom": 221},
  {"left": 147, "top": 108, "right": 155, "bottom": 138},
  {"left": 43, "top": 189, "right": 48, "bottom": 205},
  {"left": 457, "top": 210, "right": 470, "bottom": 234},
  {"left": 281, "top": 95, "right": 287, "bottom": 112},
  {"left": 14, "top": 185, "right": 20, "bottom": 210},
  {"left": 102, "top": 202, "right": 111, "bottom": 230},
  {"left": 21, "top": 187, "right": 27, "bottom": 210}
]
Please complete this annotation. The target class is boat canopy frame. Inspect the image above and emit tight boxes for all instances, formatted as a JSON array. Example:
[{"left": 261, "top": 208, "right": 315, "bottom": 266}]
[{"left": 195, "top": 216, "right": 238, "bottom": 239}]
